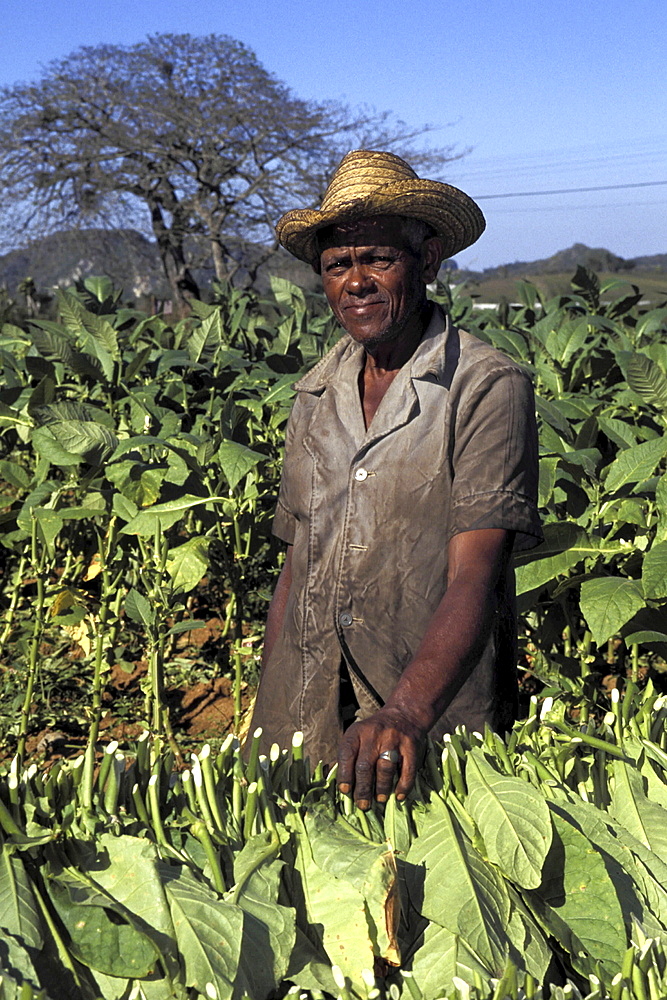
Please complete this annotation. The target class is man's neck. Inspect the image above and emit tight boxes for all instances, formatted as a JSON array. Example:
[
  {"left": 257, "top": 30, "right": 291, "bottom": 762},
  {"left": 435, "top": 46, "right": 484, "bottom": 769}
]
[
  {"left": 362, "top": 301, "right": 433, "bottom": 376},
  {"left": 358, "top": 301, "right": 434, "bottom": 429}
]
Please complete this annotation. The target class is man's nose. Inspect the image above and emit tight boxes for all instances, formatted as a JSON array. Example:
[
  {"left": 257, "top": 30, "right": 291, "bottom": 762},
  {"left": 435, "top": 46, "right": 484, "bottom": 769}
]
[{"left": 346, "top": 263, "right": 374, "bottom": 295}]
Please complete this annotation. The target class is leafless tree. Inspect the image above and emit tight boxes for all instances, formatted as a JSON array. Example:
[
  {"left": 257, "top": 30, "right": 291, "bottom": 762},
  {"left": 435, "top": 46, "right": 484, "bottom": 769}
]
[{"left": 0, "top": 34, "right": 462, "bottom": 312}]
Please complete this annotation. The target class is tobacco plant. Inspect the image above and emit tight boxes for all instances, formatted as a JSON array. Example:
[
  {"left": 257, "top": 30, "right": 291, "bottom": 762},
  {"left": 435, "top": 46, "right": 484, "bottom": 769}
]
[
  {"left": 0, "top": 276, "right": 338, "bottom": 748},
  {"left": 4, "top": 684, "right": 667, "bottom": 999},
  {"left": 1, "top": 269, "right": 667, "bottom": 1000}
]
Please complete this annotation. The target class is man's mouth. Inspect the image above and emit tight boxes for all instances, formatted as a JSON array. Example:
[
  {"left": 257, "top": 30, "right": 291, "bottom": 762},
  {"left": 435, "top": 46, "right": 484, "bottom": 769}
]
[{"left": 344, "top": 301, "right": 384, "bottom": 314}]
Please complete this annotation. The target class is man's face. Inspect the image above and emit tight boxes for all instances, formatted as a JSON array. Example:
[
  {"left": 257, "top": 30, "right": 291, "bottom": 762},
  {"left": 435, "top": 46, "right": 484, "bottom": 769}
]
[{"left": 318, "top": 216, "right": 440, "bottom": 350}]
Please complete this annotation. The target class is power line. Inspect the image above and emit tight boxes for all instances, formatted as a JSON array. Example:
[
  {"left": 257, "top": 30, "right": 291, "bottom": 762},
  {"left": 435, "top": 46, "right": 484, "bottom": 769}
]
[
  {"left": 474, "top": 180, "right": 667, "bottom": 200},
  {"left": 460, "top": 150, "right": 667, "bottom": 181},
  {"left": 491, "top": 198, "right": 667, "bottom": 215}
]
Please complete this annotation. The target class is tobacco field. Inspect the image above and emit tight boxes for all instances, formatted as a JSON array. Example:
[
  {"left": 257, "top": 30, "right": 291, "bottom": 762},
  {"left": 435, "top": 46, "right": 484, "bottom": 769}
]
[{"left": 1, "top": 268, "right": 667, "bottom": 1000}]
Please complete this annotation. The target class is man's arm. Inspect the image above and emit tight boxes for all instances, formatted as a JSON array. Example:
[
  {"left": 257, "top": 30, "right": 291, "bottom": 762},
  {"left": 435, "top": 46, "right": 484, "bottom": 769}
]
[
  {"left": 261, "top": 544, "right": 293, "bottom": 670},
  {"left": 337, "top": 527, "right": 514, "bottom": 809}
]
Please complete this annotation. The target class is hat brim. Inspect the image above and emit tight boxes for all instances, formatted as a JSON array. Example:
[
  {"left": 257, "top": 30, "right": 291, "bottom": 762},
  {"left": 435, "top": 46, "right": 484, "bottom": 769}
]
[{"left": 276, "top": 178, "right": 485, "bottom": 268}]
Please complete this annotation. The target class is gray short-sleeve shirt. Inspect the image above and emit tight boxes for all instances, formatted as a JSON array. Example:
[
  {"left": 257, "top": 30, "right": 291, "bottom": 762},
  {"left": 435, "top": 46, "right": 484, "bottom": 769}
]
[{"left": 251, "top": 305, "right": 542, "bottom": 763}]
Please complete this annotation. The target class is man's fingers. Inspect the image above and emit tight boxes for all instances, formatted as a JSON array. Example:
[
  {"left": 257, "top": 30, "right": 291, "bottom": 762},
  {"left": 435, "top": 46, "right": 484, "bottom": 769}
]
[
  {"left": 395, "top": 745, "right": 418, "bottom": 800},
  {"left": 337, "top": 728, "right": 360, "bottom": 794},
  {"left": 337, "top": 714, "right": 424, "bottom": 806},
  {"left": 353, "top": 756, "right": 375, "bottom": 809},
  {"left": 375, "top": 754, "right": 399, "bottom": 802}
]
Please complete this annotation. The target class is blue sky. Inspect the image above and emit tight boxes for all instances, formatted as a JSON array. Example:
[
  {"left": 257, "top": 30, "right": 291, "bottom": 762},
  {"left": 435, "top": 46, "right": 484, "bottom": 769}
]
[{"left": 2, "top": 0, "right": 666, "bottom": 270}]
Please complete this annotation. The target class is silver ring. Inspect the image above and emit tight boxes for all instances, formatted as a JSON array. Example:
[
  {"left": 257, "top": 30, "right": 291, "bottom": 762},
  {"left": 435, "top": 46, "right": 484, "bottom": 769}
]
[{"left": 378, "top": 749, "right": 400, "bottom": 764}]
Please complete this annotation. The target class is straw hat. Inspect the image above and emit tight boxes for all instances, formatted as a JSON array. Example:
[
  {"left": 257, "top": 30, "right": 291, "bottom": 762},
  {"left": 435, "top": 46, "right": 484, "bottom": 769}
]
[{"left": 276, "top": 149, "right": 485, "bottom": 268}]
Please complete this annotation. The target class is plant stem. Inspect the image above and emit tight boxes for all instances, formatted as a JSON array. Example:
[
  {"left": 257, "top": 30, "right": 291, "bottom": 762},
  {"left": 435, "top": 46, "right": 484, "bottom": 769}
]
[
  {"left": 82, "top": 527, "right": 115, "bottom": 812},
  {"left": 17, "top": 518, "right": 47, "bottom": 767},
  {"left": 0, "top": 553, "right": 27, "bottom": 651},
  {"left": 233, "top": 643, "right": 243, "bottom": 733}
]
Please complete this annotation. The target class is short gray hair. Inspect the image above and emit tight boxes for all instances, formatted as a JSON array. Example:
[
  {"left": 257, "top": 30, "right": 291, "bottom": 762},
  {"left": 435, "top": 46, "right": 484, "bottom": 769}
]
[{"left": 398, "top": 217, "right": 437, "bottom": 254}]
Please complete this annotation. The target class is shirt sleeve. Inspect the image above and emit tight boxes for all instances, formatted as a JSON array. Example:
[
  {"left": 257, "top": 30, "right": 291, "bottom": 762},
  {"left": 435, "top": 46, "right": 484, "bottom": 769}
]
[
  {"left": 271, "top": 398, "right": 300, "bottom": 545},
  {"left": 449, "top": 365, "right": 543, "bottom": 551},
  {"left": 273, "top": 494, "right": 297, "bottom": 544}
]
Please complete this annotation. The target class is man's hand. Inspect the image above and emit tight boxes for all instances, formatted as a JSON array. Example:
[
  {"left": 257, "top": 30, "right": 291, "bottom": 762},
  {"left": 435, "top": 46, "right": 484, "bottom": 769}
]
[
  {"left": 336, "top": 529, "right": 515, "bottom": 809},
  {"left": 337, "top": 707, "right": 426, "bottom": 809}
]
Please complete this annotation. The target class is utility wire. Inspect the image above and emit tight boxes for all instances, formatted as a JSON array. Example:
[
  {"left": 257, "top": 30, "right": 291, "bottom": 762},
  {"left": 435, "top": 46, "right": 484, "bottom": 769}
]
[{"left": 474, "top": 180, "right": 667, "bottom": 200}]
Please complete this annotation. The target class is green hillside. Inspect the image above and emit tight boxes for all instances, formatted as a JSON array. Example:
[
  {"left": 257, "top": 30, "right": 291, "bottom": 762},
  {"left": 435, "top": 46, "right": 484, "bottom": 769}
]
[{"left": 457, "top": 269, "right": 667, "bottom": 307}]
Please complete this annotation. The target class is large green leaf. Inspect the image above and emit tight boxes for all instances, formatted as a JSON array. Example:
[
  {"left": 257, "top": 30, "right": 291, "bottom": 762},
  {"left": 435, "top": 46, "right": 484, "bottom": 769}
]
[
  {"left": 28, "top": 321, "right": 104, "bottom": 381},
  {"left": 31, "top": 425, "right": 82, "bottom": 467},
  {"left": 527, "top": 809, "right": 626, "bottom": 977},
  {"left": 160, "top": 864, "right": 244, "bottom": 1000},
  {"left": 166, "top": 537, "right": 211, "bottom": 593},
  {"left": 514, "top": 523, "right": 589, "bottom": 595},
  {"left": 464, "top": 749, "right": 552, "bottom": 889},
  {"left": 604, "top": 437, "right": 667, "bottom": 493},
  {"left": 285, "top": 926, "right": 339, "bottom": 996},
  {"left": 597, "top": 416, "right": 639, "bottom": 450},
  {"left": 546, "top": 318, "right": 590, "bottom": 368},
  {"left": 305, "top": 807, "right": 400, "bottom": 965},
  {"left": 547, "top": 798, "right": 656, "bottom": 935},
  {"left": 15, "top": 481, "right": 59, "bottom": 533},
  {"left": 579, "top": 576, "right": 646, "bottom": 646},
  {"left": 0, "top": 460, "right": 31, "bottom": 490},
  {"left": 124, "top": 588, "right": 155, "bottom": 627},
  {"left": 120, "top": 494, "right": 226, "bottom": 536},
  {"left": 217, "top": 439, "right": 266, "bottom": 491},
  {"left": 120, "top": 508, "right": 185, "bottom": 536},
  {"left": 405, "top": 795, "right": 511, "bottom": 974},
  {"left": 611, "top": 760, "right": 667, "bottom": 863},
  {"left": 105, "top": 460, "right": 167, "bottom": 507},
  {"left": 46, "top": 869, "right": 159, "bottom": 978},
  {"left": 0, "top": 930, "right": 42, "bottom": 998},
  {"left": 81, "top": 834, "right": 179, "bottom": 977},
  {"left": 407, "top": 922, "right": 459, "bottom": 994},
  {"left": 188, "top": 310, "right": 224, "bottom": 364},
  {"left": 624, "top": 352, "right": 667, "bottom": 411},
  {"left": 32, "top": 399, "right": 115, "bottom": 430},
  {"left": 33, "top": 509, "right": 64, "bottom": 555},
  {"left": 229, "top": 831, "right": 296, "bottom": 998},
  {"left": 506, "top": 888, "right": 552, "bottom": 982},
  {"left": 260, "top": 373, "right": 299, "bottom": 407},
  {"left": 33, "top": 419, "right": 117, "bottom": 466},
  {"left": 57, "top": 289, "right": 120, "bottom": 375},
  {"left": 0, "top": 847, "right": 42, "bottom": 948},
  {"left": 657, "top": 472, "right": 667, "bottom": 543},
  {"left": 535, "top": 395, "right": 574, "bottom": 441},
  {"left": 270, "top": 275, "right": 307, "bottom": 314},
  {"left": 642, "top": 540, "right": 667, "bottom": 599},
  {"left": 285, "top": 810, "right": 377, "bottom": 989},
  {"left": 538, "top": 456, "right": 559, "bottom": 507}
]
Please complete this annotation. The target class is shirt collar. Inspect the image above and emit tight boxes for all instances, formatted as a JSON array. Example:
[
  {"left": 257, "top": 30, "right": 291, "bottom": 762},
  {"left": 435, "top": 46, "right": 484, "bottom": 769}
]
[{"left": 294, "top": 303, "right": 453, "bottom": 394}]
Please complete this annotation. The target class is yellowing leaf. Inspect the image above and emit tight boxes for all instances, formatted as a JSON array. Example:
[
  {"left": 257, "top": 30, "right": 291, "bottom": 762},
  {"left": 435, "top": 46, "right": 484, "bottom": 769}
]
[
  {"left": 63, "top": 616, "right": 94, "bottom": 657},
  {"left": 83, "top": 553, "right": 102, "bottom": 581},
  {"left": 50, "top": 588, "right": 78, "bottom": 617}
]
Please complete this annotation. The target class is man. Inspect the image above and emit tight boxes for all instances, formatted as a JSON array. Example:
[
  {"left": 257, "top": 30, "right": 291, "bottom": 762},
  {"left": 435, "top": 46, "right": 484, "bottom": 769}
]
[{"left": 249, "top": 150, "right": 542, "bottom": 808}]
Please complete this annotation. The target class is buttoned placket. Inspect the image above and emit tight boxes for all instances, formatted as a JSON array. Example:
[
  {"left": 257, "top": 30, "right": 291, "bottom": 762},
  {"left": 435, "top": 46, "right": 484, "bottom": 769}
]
[{"left": 332, "top": 370, "right": 422, "bottom": 654}]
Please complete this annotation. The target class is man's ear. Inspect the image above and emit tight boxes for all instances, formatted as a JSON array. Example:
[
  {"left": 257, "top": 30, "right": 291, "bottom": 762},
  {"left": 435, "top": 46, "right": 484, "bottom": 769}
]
[{"left": 422, "top": 237, "right": 445, "bottom": 283}]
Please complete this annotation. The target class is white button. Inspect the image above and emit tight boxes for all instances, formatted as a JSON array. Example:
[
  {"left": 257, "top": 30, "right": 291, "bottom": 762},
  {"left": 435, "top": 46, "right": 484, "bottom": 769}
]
[
  {"left": 354, "top": 468, "right": 368, "bottom": 481},
  {"left": 339, "top": 612, "right": 353, "bottom": 627}
]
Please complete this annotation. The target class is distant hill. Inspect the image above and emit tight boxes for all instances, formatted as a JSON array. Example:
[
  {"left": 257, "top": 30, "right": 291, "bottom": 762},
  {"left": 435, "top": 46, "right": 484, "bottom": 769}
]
[
  {"left": 0, "top": 230, "right": 664, "bottom": 307},
  {"left": 0, "top": 228, "right": 318, "bottom": 306},
  {"left": 0, "top": 229, "right": 170, "bottom": 301},
  {"left": 450, "top": 242, "right": 667, "bottom": 283}
]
